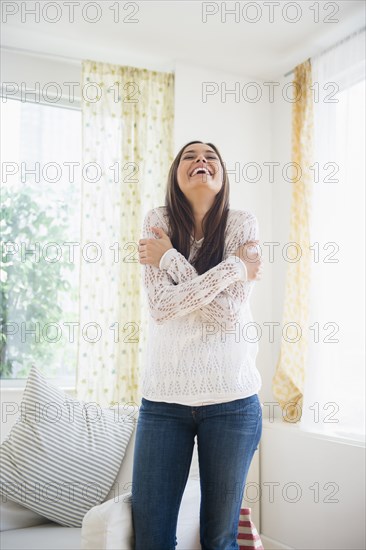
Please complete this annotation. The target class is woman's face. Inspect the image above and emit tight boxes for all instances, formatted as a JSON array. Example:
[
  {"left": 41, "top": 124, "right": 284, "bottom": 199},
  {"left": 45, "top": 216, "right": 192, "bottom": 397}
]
[{"left": 176, "top": 143, "right": 224, "bottom": 202}]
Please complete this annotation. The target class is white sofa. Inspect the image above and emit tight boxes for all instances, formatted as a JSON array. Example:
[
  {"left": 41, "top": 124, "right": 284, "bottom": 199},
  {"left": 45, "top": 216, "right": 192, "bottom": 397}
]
[{"left": 0, "top": 404, "right": 201, "bottom": 550}]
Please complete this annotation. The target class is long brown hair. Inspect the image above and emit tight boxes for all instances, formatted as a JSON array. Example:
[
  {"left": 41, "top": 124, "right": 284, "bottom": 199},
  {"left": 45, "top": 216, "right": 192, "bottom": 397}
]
[{"left": 164, "top": 140, "right": 230, "bottom": 275}]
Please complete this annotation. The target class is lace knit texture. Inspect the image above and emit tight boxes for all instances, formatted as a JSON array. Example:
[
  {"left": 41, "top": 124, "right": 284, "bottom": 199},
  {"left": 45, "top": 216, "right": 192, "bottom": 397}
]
[{"left": 140, "top": 206, "right": 262, "bottom": 406}]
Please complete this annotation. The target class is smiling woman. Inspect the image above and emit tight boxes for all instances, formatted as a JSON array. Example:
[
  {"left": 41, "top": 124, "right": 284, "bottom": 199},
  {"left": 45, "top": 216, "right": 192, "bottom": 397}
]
[{"left": 133, "top": 140, "right": 264, "bottom": 549}]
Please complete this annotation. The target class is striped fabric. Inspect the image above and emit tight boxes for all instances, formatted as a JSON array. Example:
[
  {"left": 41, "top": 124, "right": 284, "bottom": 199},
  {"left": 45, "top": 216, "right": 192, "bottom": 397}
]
[
  {"left": 237, "top": 507, "right": 264, "bottom": 549},
  {"left": 0, "top": 366, "right": 135, "bottom": 527}
]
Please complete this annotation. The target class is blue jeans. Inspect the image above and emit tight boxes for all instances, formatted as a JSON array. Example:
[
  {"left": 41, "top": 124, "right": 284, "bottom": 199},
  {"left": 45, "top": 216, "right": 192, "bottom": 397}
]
[{"left": 131, "top": 393, "right": 262, "bottom": 550}]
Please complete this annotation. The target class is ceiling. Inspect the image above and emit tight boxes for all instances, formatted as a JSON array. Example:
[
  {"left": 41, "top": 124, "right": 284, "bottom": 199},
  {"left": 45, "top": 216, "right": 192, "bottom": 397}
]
[{"left": 2, "top": 0, "right": 365, "bottom": 79}]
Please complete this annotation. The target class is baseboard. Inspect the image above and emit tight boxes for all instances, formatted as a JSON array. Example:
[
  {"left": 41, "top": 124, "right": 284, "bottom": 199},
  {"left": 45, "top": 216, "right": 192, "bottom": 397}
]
[{"left": 261, "top": 534, "right": 293, "bottom": 550}]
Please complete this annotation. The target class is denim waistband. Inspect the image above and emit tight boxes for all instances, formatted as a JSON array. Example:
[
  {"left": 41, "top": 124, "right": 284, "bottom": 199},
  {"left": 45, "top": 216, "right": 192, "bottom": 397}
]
[{"left": 140, "top": 393, "right": 261, "bottom": 419}]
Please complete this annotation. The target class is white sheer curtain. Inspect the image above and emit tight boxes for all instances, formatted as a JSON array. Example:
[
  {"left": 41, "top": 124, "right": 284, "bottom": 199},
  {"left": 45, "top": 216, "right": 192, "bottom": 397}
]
[
  {"left": 76, "top": 61, "right": 174, "bottom": 407},
  {"left": 301, "top": 28, "right": 365, "bottom": 441}
]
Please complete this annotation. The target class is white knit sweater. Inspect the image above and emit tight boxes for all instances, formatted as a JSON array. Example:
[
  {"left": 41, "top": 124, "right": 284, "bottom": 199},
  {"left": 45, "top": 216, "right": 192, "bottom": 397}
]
[{"left": 139, "top": 206, "right": 262, "bottom": 406}]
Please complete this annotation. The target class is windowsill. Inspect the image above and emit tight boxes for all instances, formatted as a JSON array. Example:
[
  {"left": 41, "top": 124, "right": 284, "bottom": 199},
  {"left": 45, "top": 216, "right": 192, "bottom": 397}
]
[
  {"left": 262, "top": 417, "right": 365, "bottom": 448},
  {"left": 0, "top": 381, "right": 76, "bottom": 393}
]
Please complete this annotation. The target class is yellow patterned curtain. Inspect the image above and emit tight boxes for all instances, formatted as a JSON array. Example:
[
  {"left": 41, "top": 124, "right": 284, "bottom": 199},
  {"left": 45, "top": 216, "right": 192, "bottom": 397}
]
[
  {"left": 272, "top": 60, "right": 314, "bottom": 422},
  {"left": 76, "top": 60, "right": 174, "bottom": 407}
]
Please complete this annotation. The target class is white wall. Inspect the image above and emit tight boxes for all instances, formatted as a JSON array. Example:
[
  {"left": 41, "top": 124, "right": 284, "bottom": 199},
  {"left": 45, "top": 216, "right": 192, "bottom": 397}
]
[
  {"left": 268, "top": 74, "right": 294, "bottom": 412},
  {"left": 260, "top": 419, "right": 365, "bottom": 550}
]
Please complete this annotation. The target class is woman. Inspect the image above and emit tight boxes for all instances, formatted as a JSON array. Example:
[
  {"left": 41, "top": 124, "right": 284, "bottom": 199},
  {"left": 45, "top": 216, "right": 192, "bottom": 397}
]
[{"left": 132, "top": 140, "right": 264, "bottom": 550}]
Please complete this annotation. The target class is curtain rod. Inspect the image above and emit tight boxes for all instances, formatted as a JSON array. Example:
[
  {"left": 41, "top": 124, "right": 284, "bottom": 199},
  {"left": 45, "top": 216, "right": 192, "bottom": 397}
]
[
  {"left": 0, "top": 45, "right": 175, "bottom": 73},
  {"left": 284, "top": 58, "right": 309, "bottom": 78},
  {"left": 283, "top": 25, "right": 365, "bottom": 78}
]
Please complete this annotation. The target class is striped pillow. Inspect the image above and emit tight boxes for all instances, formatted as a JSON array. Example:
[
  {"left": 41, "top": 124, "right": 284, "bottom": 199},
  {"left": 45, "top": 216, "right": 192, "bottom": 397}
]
[
  {"left": 237, "top": 507, "right": 264, "bottom": 549},
  {"left": 0, "top": 365, "right": 135, "bottom": 527}
]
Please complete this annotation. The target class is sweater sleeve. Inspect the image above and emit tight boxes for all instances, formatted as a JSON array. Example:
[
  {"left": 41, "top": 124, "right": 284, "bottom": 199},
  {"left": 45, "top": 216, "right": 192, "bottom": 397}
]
[
  {"left": 141, "top": 208, "right": 248, "bottom": 324},
  {"left": 159, "top": 210, "right": 259, "bottom": 326}
]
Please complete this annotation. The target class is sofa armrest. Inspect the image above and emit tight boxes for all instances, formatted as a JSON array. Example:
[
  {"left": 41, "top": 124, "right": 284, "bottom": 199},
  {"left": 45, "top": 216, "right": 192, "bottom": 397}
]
[{"left": 81, "top": 477, "right": 201, "bottom": 550}]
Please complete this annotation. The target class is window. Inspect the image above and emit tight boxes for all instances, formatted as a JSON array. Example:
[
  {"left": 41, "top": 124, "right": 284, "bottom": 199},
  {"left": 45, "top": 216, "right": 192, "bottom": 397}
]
[
  {"left": 301, "top": 29, "right": 365, "bottom": 442},
  {"left": 1, "top": 98, "right": 82, "bottom": 386}
]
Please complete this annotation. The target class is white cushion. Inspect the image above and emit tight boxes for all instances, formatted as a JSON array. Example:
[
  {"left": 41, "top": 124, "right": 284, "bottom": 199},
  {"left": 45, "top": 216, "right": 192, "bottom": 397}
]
[
  {"left": 81, "top": 477, "right": 201, "bottom": 550},
  {"left": 0, "top": 366, "right": 135, "bottom": 527},
  {"left": 81, "top": 492, "right": 133, "bottom": 550}
]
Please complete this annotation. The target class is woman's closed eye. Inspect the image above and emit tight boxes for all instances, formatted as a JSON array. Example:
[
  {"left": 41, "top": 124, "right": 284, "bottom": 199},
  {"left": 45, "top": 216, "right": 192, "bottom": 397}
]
[{"left": 183, "top": 155, "right": 218, "bottom": 159}]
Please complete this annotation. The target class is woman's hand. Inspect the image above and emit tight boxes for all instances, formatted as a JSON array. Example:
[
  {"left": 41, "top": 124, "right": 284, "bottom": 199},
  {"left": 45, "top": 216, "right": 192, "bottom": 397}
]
[
  {"left": 234, "top": 240, "right": 263, "bottom": 281},
  {"left": 138, "top": 227, "right": 174, "bottom": 268}
]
